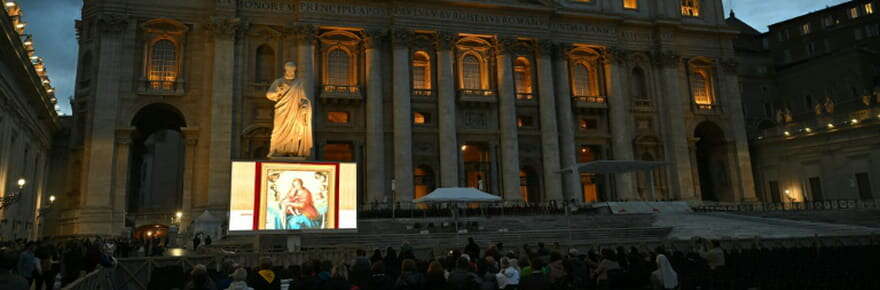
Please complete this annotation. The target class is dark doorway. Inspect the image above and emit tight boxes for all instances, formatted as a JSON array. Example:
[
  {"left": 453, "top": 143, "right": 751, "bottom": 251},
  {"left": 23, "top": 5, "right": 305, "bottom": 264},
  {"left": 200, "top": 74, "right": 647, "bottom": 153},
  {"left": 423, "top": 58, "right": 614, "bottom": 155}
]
[
  {"left": 809, "top": 177, "right": 823, "bottom": 201},
  {"left": 857, "top": 173, "right": 873, "bottom": 200},
  {"left": 694, "top": 121, "right": 730, "bottom": 201},
  {"left": 519, "top": 167, "right": 541, "bottom": 203},
  {"left": 129, "top": 103, "right": 186, "bottom": 213}
]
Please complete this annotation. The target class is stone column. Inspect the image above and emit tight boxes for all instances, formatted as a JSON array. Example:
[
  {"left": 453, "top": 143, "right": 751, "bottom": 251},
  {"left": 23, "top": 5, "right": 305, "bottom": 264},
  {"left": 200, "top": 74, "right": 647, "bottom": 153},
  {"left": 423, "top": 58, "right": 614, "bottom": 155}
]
[
  {"left": 721, "top": 60, "right": 758, "bottom": 201},
  {"left": 536, "top": 40, "right": 564, "bottom": 201},
  {"left": 79, "top": 13, "right": 129, "bottom": 235},
  {"left": 436, "top": 32, "right": 460, "bottom": 187},
  {"left": 205, "top": 17, "right": 241, "bottom": 211},
  {"left": 656, "top": 53, "right": 696, "bottom": 200},
  {"left": 111, "top": 130, "right": 133, "bottom": 235},
  {"left": 392, "top": 29, "right": 415, "bottom": 202},
  {"left": 495, "top": 38, "right": 522, "bottom": 199},
  {"left": 605, "top": 49, "right": 636, "bottom": 200},
  {"left": 552, "top": 43, "right": 581, "bottom": 200},
  {"left": 181, "top": 128, "right": 199, "bottom": 231},
  {"left": 364, "top": 30, "right": 387, "bottom": 201}
]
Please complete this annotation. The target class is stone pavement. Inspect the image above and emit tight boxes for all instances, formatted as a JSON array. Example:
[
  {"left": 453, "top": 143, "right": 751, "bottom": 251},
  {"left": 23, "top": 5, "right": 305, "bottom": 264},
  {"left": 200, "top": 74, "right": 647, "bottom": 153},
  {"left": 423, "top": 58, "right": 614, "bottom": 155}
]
[{"left": 655, "top": 212, "right": 880, "bottom": 240}]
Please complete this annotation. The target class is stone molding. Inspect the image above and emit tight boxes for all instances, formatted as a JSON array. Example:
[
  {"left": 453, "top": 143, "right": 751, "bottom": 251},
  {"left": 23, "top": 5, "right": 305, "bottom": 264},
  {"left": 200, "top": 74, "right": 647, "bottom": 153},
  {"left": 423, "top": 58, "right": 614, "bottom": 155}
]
[
  {"left": 434, "top": 31, "right": 457, "bottom": 51},
  {"left": 390, "top": 28, "right": 414, "bottom": 48},
  {"left": 97, "top": 13, "right": 130, "bottom": 34},
  {"left": 362, "top": 29, "right": 386, "bottom": 50},
  {"left": 205, "top": 17, "right": 244, "bottom": 39}
]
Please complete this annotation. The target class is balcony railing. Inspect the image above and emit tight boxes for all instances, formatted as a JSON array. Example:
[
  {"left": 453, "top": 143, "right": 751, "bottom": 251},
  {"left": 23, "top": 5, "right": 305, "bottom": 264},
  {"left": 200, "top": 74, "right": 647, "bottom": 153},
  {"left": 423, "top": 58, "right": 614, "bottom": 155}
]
[
  {"left": 320, "top": 84, "right": 363, "bottom": 103},
  {"left": 138, "top": 79, "right": 184, "bottom": 96},
  {"left": 633, "top": 98, "right": 653, "bottom": 109},
  {"left": 457, "top": 89, "right": 497, "bottom": 104},
  {"left": 572, "top": 95, "right": 608, "bottom": 109}
]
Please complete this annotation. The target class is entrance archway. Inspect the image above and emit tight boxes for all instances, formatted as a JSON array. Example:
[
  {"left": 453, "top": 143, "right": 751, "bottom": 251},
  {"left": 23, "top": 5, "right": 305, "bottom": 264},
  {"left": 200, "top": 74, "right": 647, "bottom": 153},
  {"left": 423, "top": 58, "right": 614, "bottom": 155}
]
[
  {"left": 129, "top": 103, "right": 186, "bottom": 214},
  {"left": 133, "top": 224, "right": 170, "bottom": 240},
  {"left": 694, "top": 121, "right": 730, "bottom": 201}
]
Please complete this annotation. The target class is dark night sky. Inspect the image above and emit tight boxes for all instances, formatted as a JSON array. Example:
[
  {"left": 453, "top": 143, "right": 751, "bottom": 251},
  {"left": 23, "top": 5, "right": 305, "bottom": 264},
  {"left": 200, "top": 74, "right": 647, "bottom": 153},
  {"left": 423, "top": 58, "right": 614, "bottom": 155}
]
[{"left": 16, "top": 0, "right": 850, "bottom": 115}]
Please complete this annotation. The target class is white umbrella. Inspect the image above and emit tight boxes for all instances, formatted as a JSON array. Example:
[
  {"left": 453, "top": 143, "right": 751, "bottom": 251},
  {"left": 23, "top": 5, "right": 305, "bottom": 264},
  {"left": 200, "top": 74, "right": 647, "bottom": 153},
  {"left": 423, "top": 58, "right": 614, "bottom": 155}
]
[{"left": 413, "top": 187, "right": 502, "bottom": 203}]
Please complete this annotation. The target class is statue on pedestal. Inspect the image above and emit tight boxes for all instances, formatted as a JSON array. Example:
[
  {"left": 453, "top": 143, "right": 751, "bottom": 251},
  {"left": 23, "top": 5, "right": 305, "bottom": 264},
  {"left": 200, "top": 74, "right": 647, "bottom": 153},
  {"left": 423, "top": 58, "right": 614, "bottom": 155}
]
[{"left": 266, "top": 61, "right": 313, "bottom": 158}]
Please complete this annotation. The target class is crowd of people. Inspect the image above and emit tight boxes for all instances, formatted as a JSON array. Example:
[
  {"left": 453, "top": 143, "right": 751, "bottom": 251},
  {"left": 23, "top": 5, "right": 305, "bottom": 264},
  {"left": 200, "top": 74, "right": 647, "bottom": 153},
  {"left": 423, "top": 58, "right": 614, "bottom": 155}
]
[
  {"left": 144, "top": 237, "right": 879, "bottom": 290},
  {"left": 3, "top": 235, "right": 880, "bottom": 290}
]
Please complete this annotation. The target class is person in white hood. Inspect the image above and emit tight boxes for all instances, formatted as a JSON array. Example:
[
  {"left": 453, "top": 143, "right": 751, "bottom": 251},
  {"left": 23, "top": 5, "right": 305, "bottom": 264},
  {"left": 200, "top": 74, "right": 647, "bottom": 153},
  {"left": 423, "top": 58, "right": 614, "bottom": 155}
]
[
  {"left": 651, "top": 254, "right": 678, "bottom": 290},
  {"left": 225, "top": 268, "right": 253, "bottom": 290}
]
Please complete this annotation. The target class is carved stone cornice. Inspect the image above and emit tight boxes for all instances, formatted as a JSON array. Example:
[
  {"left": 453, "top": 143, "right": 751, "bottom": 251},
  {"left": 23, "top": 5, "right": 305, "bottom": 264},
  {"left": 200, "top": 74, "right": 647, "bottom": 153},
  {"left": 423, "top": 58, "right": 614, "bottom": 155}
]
[
  {"left": 494, "top": 36, "right": 518, "bottom": 55},
  {"left": 362, "top": 29, "right": 386, "bottom": 50},
  {"left": 390, "top": 28, "right": 414, "bottom": 48},
  {"left": 291, "top": 24, "right": 318, "bottom": 42},
  {"left": 602, "top": 47, "right": 628, "bottom": 64},
  {"left": 537, "top": 39, "right": 555, "bottom": 56},
  {"left": 434, "top": 31, "right": 457, "bottom": 51},
  {"left": 205, "top": 17, "right": 243, "bottom": 39},
  {"left": 97, "top": 13, "right": 130, "bottom": 34}
]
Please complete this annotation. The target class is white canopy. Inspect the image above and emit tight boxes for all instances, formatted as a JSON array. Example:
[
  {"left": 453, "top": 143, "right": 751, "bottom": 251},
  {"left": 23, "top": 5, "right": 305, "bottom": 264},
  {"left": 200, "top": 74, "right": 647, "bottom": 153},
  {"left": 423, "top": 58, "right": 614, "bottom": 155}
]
[
  {"left": 413, "top": 187, "right": 502, "bottom": 203},
  {"left": 558, "top": 160, "right": 669, "bottom": 174}
]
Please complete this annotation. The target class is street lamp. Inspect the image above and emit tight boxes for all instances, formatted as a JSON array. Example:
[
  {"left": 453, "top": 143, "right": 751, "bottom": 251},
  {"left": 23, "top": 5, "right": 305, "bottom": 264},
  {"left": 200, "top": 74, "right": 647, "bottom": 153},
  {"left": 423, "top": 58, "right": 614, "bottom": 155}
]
[{"left": 0, "top": 178, "right": 26, "bottom": 210}]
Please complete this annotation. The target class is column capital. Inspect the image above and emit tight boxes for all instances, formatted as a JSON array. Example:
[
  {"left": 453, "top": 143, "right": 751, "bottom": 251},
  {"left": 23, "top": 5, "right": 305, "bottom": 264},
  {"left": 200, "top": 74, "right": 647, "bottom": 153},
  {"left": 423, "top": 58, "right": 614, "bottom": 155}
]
[
  {"left": 391, "top": 28, "right": 414, "bottom": 48},
  {"left": 494, "top": 36, "right": 518, "bottom": 56},
  {"left": 205, "top": 16, "right": 244, "bottom": 39},
  {"left": 537, "top": 39, "right": 556, "bottom": 56},
  {"left": 434, "top": 31, "right": 458, "bottom": 51},
  {"left": 602, "top": 47, "right": 629, "bottom": 65},
  {"left": 291, "top": 24, "right": 319, "bottom": 42},
  {"left": 651, "top": 50, "right": 682, "bottom": 67},
  {"left": 97, "top": 13, "right": 130, "bottom": 34},
  {"left": 362, "top": 29, "right": 387, "bottom": 50}
]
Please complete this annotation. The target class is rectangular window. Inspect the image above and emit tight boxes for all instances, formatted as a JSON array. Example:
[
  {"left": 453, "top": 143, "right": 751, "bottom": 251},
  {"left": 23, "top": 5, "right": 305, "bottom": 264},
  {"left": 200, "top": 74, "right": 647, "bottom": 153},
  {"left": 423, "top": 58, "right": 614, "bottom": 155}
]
[
  {"left": 322, "top": 142, "right": 354, "bottom": 161},
  {"left": 413, "top": 112, "right": 431, "bottom": 125},
  {"left": 578, "top": 118, "right": 597, "bottom": 130},
  {"left": 517, "top": 116, "right": 535, "bottom": 128},
  {"left": 856, "top": 173, "right": 873, "bottom": 200},
  {"left": 327, "top": 111, "right": 350, "bottom": 124},
  {"left": 623, "top": 0, "right": 638, "bottom": 9},
  {"left": 681, "top": 0, "right": 700, "bottom": 17},
  {"left": 849, "top": 7, "right": 860, "bottom": 19},
  {"left": 801, "top": 23, "right": 811, "bottom": 35},
  {"left": 809, "top": 177, "right": 824, "bottom": 201},
  {"left": 412, "top": 65, "right": 427, "bottom": 89},
  {"left": 823, "top": 15, "right": 835, "bottom": 27},
  {"left": 866, "top": 3, "right": 874, "bottom": 15},
  {"left": 769, "top": 181, "right": 781, "bottom": 203}
]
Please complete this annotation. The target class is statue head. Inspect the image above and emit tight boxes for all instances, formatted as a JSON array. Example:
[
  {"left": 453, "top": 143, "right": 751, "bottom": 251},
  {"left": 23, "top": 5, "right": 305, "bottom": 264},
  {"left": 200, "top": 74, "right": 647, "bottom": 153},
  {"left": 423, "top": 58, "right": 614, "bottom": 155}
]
[{"left": 284, "top": 61, "right": 297, "bottom": 80}]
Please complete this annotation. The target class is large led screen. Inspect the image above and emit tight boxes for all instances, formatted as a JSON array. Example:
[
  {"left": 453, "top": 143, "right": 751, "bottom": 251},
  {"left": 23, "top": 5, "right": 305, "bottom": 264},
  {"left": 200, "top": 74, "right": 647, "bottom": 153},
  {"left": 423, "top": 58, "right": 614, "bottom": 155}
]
[{"left": 229, "top": 161, "right": 357, "bottom": 231}]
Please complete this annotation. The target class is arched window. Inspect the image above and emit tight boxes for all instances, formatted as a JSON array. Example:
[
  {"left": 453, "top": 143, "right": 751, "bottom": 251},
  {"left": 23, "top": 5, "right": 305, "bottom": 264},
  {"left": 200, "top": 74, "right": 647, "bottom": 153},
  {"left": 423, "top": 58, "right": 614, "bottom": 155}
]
[
  {"left": 412, "top": 51, "right": 431, "bottom": 90},
  {"left": 255, "top": 45, "right": 275, "bottom": 83},
  {"left": 631, "top": 67, "right": 647, "bottom": 100},
  {"left": 462, "top": 54, "right": 482, "bottom": 90},
  {"left": 572, "top": 63, "right": 592, "bottom": 97},
  {"left": 148, "top": 39, "right": 178, "bottom": 90},
  {"left": 691, "top": 69, "right": 714, "bottom": 106},
  {"left": 681, "top": 0, "right": 701, "bottom": 17},
  {"left": 327, "top": 48, "right": 351, "bottom": 86},
  {"left": 514, "top": 57, "right": 533, "bottom": 99}
]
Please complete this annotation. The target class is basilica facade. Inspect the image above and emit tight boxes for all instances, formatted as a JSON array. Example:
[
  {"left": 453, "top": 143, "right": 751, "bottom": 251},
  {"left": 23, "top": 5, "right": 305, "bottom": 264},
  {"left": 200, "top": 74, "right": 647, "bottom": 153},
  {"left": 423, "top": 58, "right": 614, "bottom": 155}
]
[{"left": 58, "top": 0, "right": 756, "bottom": 236}]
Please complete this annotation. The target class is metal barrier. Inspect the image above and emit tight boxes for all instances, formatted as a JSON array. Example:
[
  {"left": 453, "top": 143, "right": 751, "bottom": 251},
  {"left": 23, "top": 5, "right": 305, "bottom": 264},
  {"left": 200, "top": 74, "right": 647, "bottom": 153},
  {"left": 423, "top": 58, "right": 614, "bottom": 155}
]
[
  {"left": 693, "top": 199, "right": 880, "bottom": 212},
  {"left": 62, "top": 268, "right": 113, "bottom": 290},
  {"left": 358, "top": 200, "right": 587, "bottom": 219}
]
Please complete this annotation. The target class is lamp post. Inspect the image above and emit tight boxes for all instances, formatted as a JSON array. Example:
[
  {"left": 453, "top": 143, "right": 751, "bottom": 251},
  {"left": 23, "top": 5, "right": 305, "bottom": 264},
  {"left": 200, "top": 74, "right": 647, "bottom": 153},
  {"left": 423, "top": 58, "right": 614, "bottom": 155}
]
[{"left": 0, "top": 178, "right": 27, "bottom": 211}]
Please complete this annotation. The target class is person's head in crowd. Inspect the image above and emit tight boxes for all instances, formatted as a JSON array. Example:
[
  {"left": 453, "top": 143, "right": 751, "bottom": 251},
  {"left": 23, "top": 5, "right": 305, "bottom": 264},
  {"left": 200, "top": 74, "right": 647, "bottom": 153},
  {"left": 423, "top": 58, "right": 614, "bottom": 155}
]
[
  {"left": 221, "top": 259, "right": 236, "bottom": 275},
  {"left": 401, "top": 259, "right": 416, "bottom": 273},
  {"left": 484, "top": 256, "right": 498, "bottom": 273},
  {"left": 601, "top": 249, "right": 616, "bottom": 261},
  {"left": 460, "top": 253, "right": 470, "bottom": 263},
  {"left": 331, "top": 263, "right": 348, "bottom": 280},
  {"left": 468, "top": 237, "right": 476, "bottom": 244},
  {"left": 0, "top": 248, "right": 18, "bottom": 272},
  {"left": 455, "top": 256, "right": 470, "bottom": 270},
  {"left": 356, "top": 249, "right": 366, "bottom": 257},
  {"left": 320, "top": 260, "right": 333, "bottom": 274},
  {"left": 550, "top": 251, "right": 562, "bottom": 262},
  {"left": 371, "top": 261, "right": 385, "bottom": 274},
  {"left": 191, "top": 264, "right": 210, "bottom": 284},
  {"left": 231, "top": 267, "right": 248, "bottom": 282},
  {"left": 538, "top": 242, "right": 545, "bottom": 249},
  {"left": 427, "top": 260, "right": 444, "bottom": 275},
  {"left": 371, "top": 249, "right": 382, "bottom": 259},
  {"left": 385, "top": 247, "right": 397, "bottom": 259},
  {"left": 259, "top": 257, "right": 273, "bottom": 270}
]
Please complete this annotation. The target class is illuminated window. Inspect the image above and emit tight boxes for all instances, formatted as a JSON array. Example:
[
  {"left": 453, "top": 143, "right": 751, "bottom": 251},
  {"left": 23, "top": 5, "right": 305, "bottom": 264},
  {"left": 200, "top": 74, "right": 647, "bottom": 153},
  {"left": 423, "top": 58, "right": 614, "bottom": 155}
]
[
  {"left": 516, "top": 116, "right": 534, "bottom": 128},
  {"left": 849, "top": 7, "right": 860, "bottom": 19},
  {"left": 148, "top": 40, "right": 177, "bottom": 90},
  {"left": 412, "top": 51, "right": 431, "bottom": 90},
  {"left": 867, "top": 3, "right": 874, "bottom": 15},
  {"left": 413, "top": 112, "right": 431, "bottom": 125},
  {"left": 327, "top": 48, "right": 351, "bottom": 85},
  {"left": 572, "top": 63, "right": 593, "bottom": 97},
  {"left": 801, "top": 23, "right": 811, "bottom": 35},
  {"left": 462, "top": 54, "right": 482, "bottom": 89},
  {"left": 255, "top": 45, "right": 275, "bottom": 83},
  {"left": 514, "top": 57, "right": 532, "bottom": 95},
  {"left": 691, "top": 69, "right": 714, "bottom": 106},
  {"left": 322, "top": 142, "right": 354, "bottom": 161},
  {"left": 578, "top": 118, "right": 597, "bottom": 130},
  {"left": 623, "top": 0, "right": 638, "bottom": 9},
  {"left": 681, "top": 0, "right": 700, "bottom": 17},
  {"left": 327, "top": 111, "right": 350, "bottom": 124}
]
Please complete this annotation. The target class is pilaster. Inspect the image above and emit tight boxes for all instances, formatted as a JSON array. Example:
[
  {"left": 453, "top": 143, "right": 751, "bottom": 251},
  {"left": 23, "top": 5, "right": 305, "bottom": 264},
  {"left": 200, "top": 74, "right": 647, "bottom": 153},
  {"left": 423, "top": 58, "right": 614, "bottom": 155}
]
[
  {"left": 553, "top": 43, "right": 581, "bottom": 201},
  {"left": 536, "top": 40, "right": 564, "bottom": 201},
  {"left": 436, "top": 32, "right": 460, "bottom": 187},
  {"left": 605, "top": 48, "right": 636, "bottom": 200},
  {"left": 495, "top": 37, "right": 522, "bottom": 199},
  {"left": 364, "top": 29, "right": 387, "bottom": 201},
  {"left": 655, "top": 52, "right": 697, "bottom": 200},
  {"left": 392, "top": 28, "right": 415, "bottom": 202}
]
